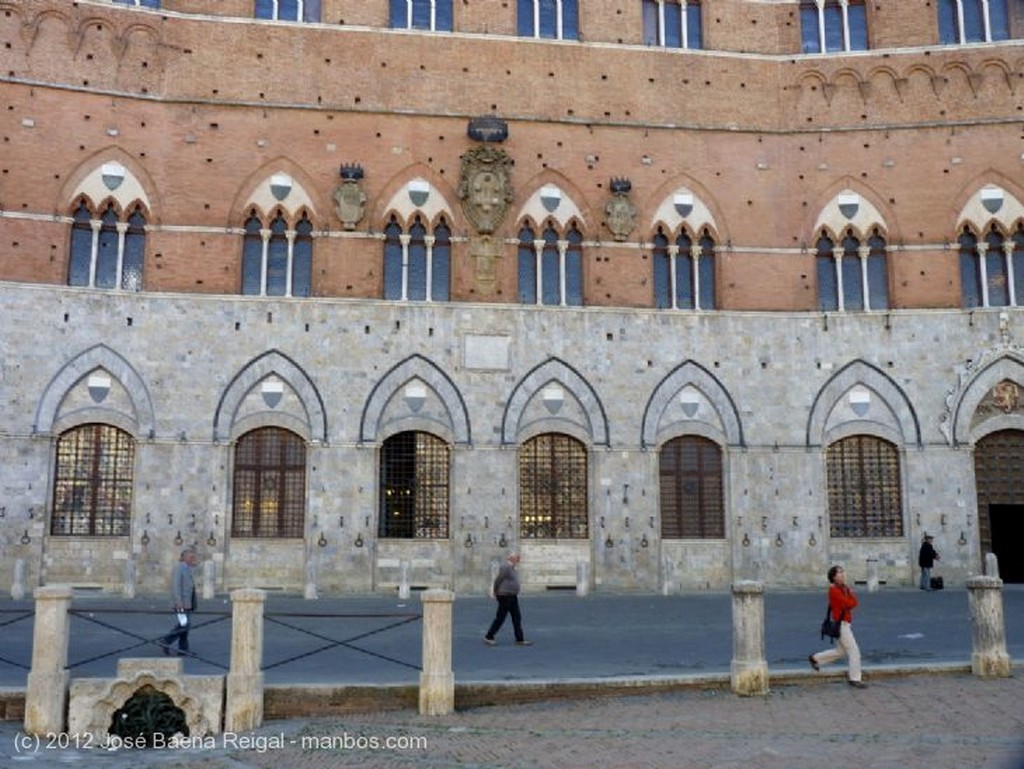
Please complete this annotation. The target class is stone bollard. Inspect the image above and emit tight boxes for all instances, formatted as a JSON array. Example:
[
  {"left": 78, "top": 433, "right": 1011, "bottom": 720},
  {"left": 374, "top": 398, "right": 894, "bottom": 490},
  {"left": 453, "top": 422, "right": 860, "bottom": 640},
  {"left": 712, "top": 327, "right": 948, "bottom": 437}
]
[
  {"left": 575, "top": 558, "right": 589, "bottom": 597},
  {"left": 966, "top": 576, "right": 1011, "bottom": 678},
  {"left": 203, "top": 560, "right": 217, "bottom": 601},
  {"left": 11, "top": 558, "right": 26, "bottom": 600},
  {"left": 866, "top": 558, "right": 879, "bottom": 592},
  {"left": 419, "top": 589, "right": 455, "bottom": 716},
  {"left": 304, "top": 558, "right": 318, "bottom": 601},
  {"left": 225, "top": 588, "right": 266, "bottom": 731},
  {"left": 730, "top": 580, "right": 769, "bottom": 696},
  {"left": 123, "top": 559, "right": 136, "bottom": 599},
  {"left": 399, "top": 560, "right": 411, "bottom": 600},
  {"left": 24, "top": 585, "right": 73, "bottom": 735},
  {"left": 985, "top": 552, "right": 1000, "bottom": 579}
]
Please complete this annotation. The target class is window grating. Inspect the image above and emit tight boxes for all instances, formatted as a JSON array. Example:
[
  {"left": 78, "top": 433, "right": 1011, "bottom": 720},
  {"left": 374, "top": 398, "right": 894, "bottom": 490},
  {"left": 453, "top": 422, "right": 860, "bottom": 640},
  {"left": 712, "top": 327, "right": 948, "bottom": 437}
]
[
  {"left": 660, "top": 436, "right": 724, "bottom": 538},
  {"left": 51, "top": 424, "right": 135, "bottom": 536},
  {"left": 519, "top": 433, "right": 588, "bottom": 539},
  {"left": 826, "top": 435, "right": 903, "bottom": 538},
  {"left": 379, "top": 432, "right": 450, "bottom": 539},
  {"left": 232, "top": 428, "right": 306, "bottom": 538}
]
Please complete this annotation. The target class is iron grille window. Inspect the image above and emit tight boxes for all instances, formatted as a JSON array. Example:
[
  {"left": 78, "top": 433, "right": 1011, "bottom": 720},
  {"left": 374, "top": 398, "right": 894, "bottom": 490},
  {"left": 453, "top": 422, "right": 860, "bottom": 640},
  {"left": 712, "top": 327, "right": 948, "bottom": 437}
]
[
  {"left": 379, "top": 431, "right": 450, "bottom": 538},
  {"left": 660, "top": 436, "right": 724, "bottom": 538},
  {"left": 51, "top": 424, "right": 135, "bottom": 536},
  {"left": 826, "top": 435, "right": 903, "bottom": 538},
  {"left": 232, "top": 428, "right": 306, "bottom": 538},
  {"left": 519, "top": 434, "right": 588, "bottom": 539}
]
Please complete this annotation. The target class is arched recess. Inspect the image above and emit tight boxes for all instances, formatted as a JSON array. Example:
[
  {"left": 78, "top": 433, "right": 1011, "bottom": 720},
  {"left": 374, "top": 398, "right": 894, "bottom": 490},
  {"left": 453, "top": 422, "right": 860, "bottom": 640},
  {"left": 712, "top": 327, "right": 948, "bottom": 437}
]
[
  {"left": 59, "top": 146, "right": 160, "bottom": 221},
  {"left": 35, "top": 344, "right": 155, "bottom": 438},
  {"left": 641, "top": 360, "right": 744, "bottom": 449},
  {"left": 948, "top": 352, "right": 1024, "bottom": 447},
  {"left": 360, "top": 354, "right": 470, "bottom": 445},
  {"left": 230, "top": 158, "right": 322, "bottom": 228},
  {"left": 213, "top": 350, "right": 327, "bottom": 444},
  {"left": 806, "top": 359, "right": 921, "bottom": 448},
  {"left": 374, "top": 164, "right": 459, "bottom": 229},
  {"left": 502, "top": 357, "right": 609, "bottom": 446}
]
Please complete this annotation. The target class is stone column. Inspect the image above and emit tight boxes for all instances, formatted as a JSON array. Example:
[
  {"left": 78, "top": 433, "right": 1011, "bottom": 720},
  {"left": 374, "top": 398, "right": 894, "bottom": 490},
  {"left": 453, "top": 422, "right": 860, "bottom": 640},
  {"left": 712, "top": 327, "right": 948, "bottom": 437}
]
[
  {"left": 203, "top": 560, "right": 217, "bottom": 601},
  {"left": 966, "top": 576, "right": 1011, "bottom": 678},
  {"left": 224, "top": 588, "right": 266, "bottom": 731},
  {"left": 419, "top": 588, "right": 455, "bottom": 715},
  {"left": 730, "top": 580, "right": 768, "bottom": 696},
  {"left": 575, "top": 558, "right": 589, "bottom": 597},
  {"left": 985, "top": 553, "right": 1000, "bottom": 579},
  {"left": 123, "top": 559, "right": 136, "bottom": 599},
  {"left": 399, "top": 560, "right": 411, "bottom": 600},
  {"left": 866, "top": 558, "right": 879, "bottom": 592},
  {"left": 24, "top": 585, "right": 73, "bottom": 735},
  {"left": 11, "top": 558, "right": 26, "bottom": 600}
]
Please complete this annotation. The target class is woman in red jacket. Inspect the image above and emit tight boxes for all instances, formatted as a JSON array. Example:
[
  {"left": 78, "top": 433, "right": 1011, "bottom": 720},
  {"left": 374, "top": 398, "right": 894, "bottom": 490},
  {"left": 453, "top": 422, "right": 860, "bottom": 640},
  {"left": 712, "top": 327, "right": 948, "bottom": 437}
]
[{"left": 809, "top": 565, "right": 867, "bottom": 688}]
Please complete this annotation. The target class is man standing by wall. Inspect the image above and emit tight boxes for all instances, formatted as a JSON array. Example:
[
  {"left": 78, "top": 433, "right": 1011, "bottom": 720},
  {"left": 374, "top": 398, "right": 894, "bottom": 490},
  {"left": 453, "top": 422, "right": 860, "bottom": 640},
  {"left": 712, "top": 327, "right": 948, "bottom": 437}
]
[
  {"left": 160, "top": 548, "right": 198, "bottom": 656},
  {"left": 919, "top": 535, "right": 940, "bottom": 590}
]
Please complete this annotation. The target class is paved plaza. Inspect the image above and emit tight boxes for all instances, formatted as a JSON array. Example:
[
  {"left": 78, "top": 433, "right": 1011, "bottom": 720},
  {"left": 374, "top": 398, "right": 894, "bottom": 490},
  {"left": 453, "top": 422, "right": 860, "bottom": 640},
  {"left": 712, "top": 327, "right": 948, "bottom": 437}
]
[{"left": 0, "top": 586, "right": 1021, "bottom": 767}]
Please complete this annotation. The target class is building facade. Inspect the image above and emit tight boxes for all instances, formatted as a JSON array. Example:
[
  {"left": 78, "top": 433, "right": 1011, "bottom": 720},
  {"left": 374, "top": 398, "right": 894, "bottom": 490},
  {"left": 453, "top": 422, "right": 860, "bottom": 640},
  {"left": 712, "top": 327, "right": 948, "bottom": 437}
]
[{"left": 1, "top": 0, "right": 1023, "bottom": 595}]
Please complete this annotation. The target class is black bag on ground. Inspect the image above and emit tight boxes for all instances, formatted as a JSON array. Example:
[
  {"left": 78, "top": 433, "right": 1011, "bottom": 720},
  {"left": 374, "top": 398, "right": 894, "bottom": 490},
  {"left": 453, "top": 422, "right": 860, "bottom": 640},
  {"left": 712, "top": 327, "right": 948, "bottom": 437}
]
[
  {"left": 930, "top": 576, "right": 944, "bottom": 590},
  {"left": 820, "top": 604, "right": 841, "bottom": 641}
]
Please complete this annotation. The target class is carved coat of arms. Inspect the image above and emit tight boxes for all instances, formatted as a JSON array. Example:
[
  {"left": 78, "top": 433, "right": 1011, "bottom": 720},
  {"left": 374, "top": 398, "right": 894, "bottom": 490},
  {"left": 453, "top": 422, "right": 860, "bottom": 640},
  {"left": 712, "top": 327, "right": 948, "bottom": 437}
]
[
  {"left": 457, "top": 146, "right": 514, "bottom": 235},
  {"left": 333, "top": 165, "right": 367, "bottom": 231},
  {"left": 604, "top": 179, "right": 637, "bottom": 242}
]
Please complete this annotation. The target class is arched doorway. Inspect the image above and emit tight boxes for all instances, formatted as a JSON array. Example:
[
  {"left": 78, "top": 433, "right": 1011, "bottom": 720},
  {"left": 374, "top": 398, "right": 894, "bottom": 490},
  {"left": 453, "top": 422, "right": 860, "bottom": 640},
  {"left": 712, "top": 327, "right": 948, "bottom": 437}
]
[{"left": 974, "top": 430, "right": 1024, "bottom": 583}]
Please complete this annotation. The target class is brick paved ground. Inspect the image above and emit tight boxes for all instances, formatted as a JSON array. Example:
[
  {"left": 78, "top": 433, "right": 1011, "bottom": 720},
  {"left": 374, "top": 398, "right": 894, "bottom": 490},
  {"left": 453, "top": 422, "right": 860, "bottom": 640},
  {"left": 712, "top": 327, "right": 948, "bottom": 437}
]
[{"left": 3, "top": 672, "right": 1023, "bottom": 768}]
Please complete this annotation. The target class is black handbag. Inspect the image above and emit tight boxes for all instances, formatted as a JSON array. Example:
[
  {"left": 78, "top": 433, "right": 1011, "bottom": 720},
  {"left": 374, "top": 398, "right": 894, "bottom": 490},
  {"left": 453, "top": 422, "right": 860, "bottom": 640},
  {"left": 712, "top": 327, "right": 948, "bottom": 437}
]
[{"left": 820, "top": 603, "right": 841, "bottom": 641}]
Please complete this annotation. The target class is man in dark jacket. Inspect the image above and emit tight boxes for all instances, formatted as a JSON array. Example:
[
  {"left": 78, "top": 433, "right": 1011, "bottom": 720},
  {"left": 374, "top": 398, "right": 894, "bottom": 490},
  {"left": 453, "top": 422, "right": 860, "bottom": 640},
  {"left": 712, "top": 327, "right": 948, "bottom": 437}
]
[
  {"left": 918, "top": 535, "right": 940, "bottom": 590},
  {"left": 484, "top": 553, "right": 532, "bottom": 646}
]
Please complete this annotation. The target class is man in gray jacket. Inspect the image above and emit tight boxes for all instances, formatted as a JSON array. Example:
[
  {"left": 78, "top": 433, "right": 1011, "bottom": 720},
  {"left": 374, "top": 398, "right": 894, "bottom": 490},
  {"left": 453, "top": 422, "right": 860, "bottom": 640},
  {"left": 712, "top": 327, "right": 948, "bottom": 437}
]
[
  {"left": 484, "top": 552, "right": 532, "bottom": 646},
  {"left": 160, "top": 548, "right": 197, "bottom": 656}
]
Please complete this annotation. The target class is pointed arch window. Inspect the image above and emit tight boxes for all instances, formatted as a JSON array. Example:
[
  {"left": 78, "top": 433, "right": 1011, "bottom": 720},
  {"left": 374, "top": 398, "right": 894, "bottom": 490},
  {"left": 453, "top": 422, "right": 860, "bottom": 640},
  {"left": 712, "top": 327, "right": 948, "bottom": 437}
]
[
  {"left": 254, "top": 0, "right": 321, "bottom": 22},
  {"left": 652, "top": 227, "right": 716, "bottom": 310},
  {"left": 801, "top": 0, "right": 869, "bottom": 53},
  {"left": 517, "top": 0, "right": 579, "bottom": 40},
  {"left": 390, "top": 0, "right": 453, "bottom": 30},
  {"left": 826, "top": 435, "right": 903, "bottom": 538},
  {"left": 382, "top": 215, "right": 452, "bottom": 302},
  {"left": 240, "top": 210, "right": 313, "bottom": 297},
  {"left": 520, "top": 433, "right": 588, "bottom": 539},
  {"left": 51, "top": 424, "right": 135, "bottom": 537},
  {"left": 816, "top": 228, "right": 889, "bottom": 311},
  {"left": 379, "top": 431, "right": 450, "bottom": 539},
  {"left": 517, "top": 221, "right": 585, "bottom": 306},
  {"left": 642, "top": 0, "right": 703, "bottom": 49},
  {"left": 659, "top": 436, "right": 724, "bottom": 539},
  {"left": 938, "top": 0, "right": 1010, "bottom": 44},
  {"left": 68, "top": 200, "right": 147, "bottom": 291},
  {"left": 960, "top": 225, "right": 1019, "bottom": 308},
  {"left": 231, "top": 427, "right": 307, "bottom": 538}
]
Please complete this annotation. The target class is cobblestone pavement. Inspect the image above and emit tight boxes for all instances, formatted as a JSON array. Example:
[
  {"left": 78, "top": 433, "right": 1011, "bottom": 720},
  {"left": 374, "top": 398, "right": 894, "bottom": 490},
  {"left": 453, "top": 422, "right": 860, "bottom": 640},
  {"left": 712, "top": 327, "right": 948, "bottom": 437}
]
[{"left": 3, "top": 673, "right": 1023, "bottom": 769}]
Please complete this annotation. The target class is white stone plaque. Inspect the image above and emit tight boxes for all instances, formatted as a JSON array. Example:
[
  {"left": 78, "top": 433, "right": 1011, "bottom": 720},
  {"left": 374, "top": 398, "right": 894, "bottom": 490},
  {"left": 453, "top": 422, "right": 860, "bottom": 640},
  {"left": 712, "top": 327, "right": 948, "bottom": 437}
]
[{"left": 464, "top": 335, "right": 510, "bottom": 370}]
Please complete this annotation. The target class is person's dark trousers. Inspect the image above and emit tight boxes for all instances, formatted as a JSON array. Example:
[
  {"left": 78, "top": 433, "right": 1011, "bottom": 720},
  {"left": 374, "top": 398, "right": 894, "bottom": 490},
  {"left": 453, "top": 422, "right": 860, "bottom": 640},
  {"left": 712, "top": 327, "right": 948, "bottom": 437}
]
[
  {"left": 161, "top": 617, "right": 189, "bottom": 654},
  {"left": 486, "top": 595, "right": 524, "bottom": 642}
]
